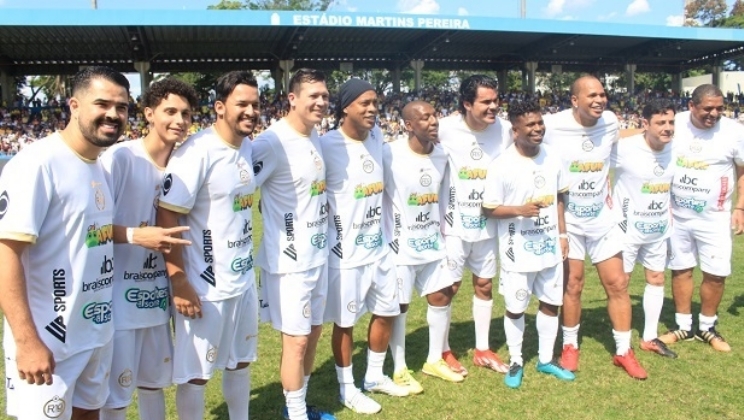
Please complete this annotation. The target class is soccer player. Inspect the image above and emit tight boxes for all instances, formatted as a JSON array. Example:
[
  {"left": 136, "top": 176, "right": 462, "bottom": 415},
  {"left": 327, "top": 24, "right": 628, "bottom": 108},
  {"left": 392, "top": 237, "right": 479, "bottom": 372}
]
[
  {"left": 322, "top": 79, "right": 409, "bottom": 415},
  {"left": 0, "top": 66, "right": 128, "bottom": 420},
  {"left": 384, "top": 100, "right": 462, "bottom": 392},
  {"left": 251, "top": 68, "right": 335, "bottom": 420},
  {"left": 611, "top": 99, "right": 677, "bottom": 359},
  {"left": 157, "top": 71, "right": 260, "bottom": 420},
  {"left": 439, "top": 75, "right": 512, "bottom": 375},
  {"left": 543, "top": 75, "right": 646, "bottom": 379},
  {"left": 482, "top": 100, "right": 575, "bottom": 389},
  {"left": 100, "top": 78, "right": 198, "bottom": 420},
  {"left": 660, "top": 84, "right": 744, "bottom": 352}
]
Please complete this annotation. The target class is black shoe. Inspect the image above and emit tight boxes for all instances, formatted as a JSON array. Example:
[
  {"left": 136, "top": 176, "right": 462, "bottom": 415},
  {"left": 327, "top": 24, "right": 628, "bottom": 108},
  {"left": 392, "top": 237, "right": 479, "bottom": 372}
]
[
  {"left": 640, "top": 338, "right": 678, "bottom": 359},
  {"left": 695, "top": 328, "right": 732, "bottom": 352}
]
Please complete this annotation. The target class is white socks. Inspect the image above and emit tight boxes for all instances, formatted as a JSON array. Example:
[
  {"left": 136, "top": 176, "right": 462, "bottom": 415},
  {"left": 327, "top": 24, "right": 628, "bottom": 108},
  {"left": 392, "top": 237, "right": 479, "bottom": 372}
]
[
  {"left": 176, "top": 383, "right": 206, "bottom": 420},
  {"left": 100, "top": 408, "right": 126, "bottom": 420},
  {"left": 223, "top": 368, "right": 251, "bottom": 420},
  {"left": 562, "top": 324, "right": 580, "bottom": 348},
  {"left": 390, "top": 311, "right": 408, "bottom": 372},
  {"left": 364, "top": 349, "right": 386, "bottom": 383},
  {"left": 336, "top": 365, "right": 358, "bottom": 400},
  {"left": 426, "top": 304, "right": 449, "bottom": 364},
  {"left": 613, "top": 329, "right": 632, "bottom": 356},
  {"left": 536, "top": 311, "right": 559, "bottom": 365},
  {"left": 675, "top": 312, "right": 693, "bottom": 331},
  {"left": 284, "top": 388, "right": 307, "bottom": 420},
  {"left": 699, "top": 314, "right": 717, "bottom": 332},
  {"left": 442, "top": 304, "right": 452, "bottom": 353},
  {"left": 473, "top": 297, "right": 493, "bottom": 351},
  {"left": 138, "top": 388, "right": 166, "bottom": 420},
  {"left": 504, "top": 315, "right": 525, "bottom": 366},
  {"left": 642, "top": 284, "right": 665, "bottom": 341}
]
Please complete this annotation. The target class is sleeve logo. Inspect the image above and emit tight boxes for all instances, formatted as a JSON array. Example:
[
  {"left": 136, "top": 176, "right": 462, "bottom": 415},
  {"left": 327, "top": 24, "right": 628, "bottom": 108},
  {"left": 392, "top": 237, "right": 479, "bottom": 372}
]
[{"left": 0, "top": 191, "right": 8, "bottom": 220}]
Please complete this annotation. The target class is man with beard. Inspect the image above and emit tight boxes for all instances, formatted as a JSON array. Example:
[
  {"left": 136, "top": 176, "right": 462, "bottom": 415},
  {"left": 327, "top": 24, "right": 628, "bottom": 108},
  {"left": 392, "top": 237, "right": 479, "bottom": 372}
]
[
  {"left": 157, "top": 71, "right": 260, "bottom": 420},
  {"left": 543, "top": 75, "right": 646, "bottom": 379},
  {"left": 0, "top": 66, "right": 128, "bottom": 420},
  {"left": 100, "top": 78, "right": 198, "bottom": 420},
  {"left": 322, "top": 79, "right": 409, "bottom": 415},
  {"left": 660, "top": 84, "right": 744, "bottom": 352},
  {"left": 252, "top": 69, "right": 335, "bottom": 420}
]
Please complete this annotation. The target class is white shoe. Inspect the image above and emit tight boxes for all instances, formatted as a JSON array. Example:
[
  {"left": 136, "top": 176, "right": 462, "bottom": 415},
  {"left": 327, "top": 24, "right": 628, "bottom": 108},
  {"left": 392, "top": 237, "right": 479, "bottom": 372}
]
[
  {"left": 340, "top": 390, "right": 381, "bottom": 414},
  {"left": 363, "top": 376, "right": 410, "bottom": 397}
]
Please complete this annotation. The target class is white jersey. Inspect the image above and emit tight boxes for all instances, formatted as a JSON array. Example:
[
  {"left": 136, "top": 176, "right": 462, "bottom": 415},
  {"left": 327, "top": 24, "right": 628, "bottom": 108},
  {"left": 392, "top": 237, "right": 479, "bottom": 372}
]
[
  {"left": 100, "top": 140, "right": 170, "bottom": 330},
  {"left": 321, "top": 126, "right": 387, "bottom": 269},
  {"left": 611, "top": 134, "right": 674, "bottom": 244},
  {"left": 252, "top": 119, "right": 329, "bottom": 274},
  {"left": 0, "top": 134, "right": 114, "bottom": 361},
  {"left": 543, "top": 109, "right": 619, "bottom": 239},
  {"left": 438, "top": 115, "right": 513, "bottom": 242},
  {"left": 382, "top": 139, "right": 448, "bottom": 266},
  {"left": 671, "top": 111, "right": 744, "bottom": 221},
  {"left": 158, "top": 127, "right": 256, "bottom": 302},
  {"left": 483, "top": 144, "right": 568, "bottom": 272}
]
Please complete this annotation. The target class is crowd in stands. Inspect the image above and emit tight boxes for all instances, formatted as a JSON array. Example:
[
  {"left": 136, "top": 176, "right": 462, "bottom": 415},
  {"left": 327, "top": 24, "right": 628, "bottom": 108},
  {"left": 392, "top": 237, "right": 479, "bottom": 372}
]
[{"left": 4, "top": 87, "right": 744, "bottom": 155}]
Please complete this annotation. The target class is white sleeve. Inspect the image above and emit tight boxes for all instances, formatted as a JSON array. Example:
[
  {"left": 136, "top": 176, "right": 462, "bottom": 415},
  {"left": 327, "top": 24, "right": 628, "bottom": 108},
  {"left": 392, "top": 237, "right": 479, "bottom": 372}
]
[
  {"left": 99, "top": 148, "right": 127, "bottom": 206},
  {"left": 557, "top": 157, "right": 569, "bottom": 193},
  {"left": 0, "top": 155, "right": 52, "bottom": 243},
  {"left": 482, "top": 159, "right": 504, "bottom": 208},
  {"left": 251, "top": 135, "right": 278, "bottom": 187},
  {"left": 734, "top": 127, "right": 744, "bottom": 167},
  {"left": 158, "top": 142, "right": 207, "bottom": 214}
]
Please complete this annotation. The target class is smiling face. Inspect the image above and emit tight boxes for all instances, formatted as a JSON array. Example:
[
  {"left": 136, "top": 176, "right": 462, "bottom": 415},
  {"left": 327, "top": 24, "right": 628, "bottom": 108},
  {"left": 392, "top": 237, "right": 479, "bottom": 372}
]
[
  {"left": 145, "top": 93, "right": 193, "bottom": 145},
  {"left": 69, "top": 77, "right": 129, "bottom": 147},
  {"left": 288, "top": 80, "right": 330, "bottom": 129},
  {"left": 571, "top": 77, "right": 607, "bottom": 125},
  {"left": 512, "top": 111, "right": 545, "bottom": 149},
  {"left": 215, "top": 83, "right": 260, "bottom": 139},
  {"left": 464, "top": 86, "right": 499, "bottom": 130},
  {"left": 644, "top": 109, "right": 675, "bottom": 148},
  {"left": 689, "top": 94, "right": 724, "bottom": 130},
  {"left": 342, "top": 90, "right": 378, "bottom": 133}
]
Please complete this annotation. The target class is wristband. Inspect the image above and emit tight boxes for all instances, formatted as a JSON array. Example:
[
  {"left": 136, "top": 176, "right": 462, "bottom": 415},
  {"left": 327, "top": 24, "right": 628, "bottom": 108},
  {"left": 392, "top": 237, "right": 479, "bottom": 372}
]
[
  {"left": 558, "top": 233, "right": 569, "bottom": 241},
  {"left": 126, "top": 227, "right": 135, "bottom": 244}
]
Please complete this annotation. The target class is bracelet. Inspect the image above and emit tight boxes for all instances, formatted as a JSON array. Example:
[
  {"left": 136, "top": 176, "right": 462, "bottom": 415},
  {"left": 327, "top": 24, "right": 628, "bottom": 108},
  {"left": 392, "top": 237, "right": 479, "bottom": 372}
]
[
  {"left": 126, "top": 227, "right": 135, "bottom": 244},
  {"left": 558, "top": 233, "right": 569, "bottom": 240}
]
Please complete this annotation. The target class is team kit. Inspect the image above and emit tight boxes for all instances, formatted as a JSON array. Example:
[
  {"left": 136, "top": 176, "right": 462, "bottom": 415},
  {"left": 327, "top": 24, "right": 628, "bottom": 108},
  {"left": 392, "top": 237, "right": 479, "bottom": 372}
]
[{"left": 0, "top": 66, "right": 742, "bottom": 420}]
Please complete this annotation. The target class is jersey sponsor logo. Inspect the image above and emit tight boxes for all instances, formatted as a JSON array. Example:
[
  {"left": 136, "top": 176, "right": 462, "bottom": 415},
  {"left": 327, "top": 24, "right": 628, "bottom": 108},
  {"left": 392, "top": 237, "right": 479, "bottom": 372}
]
[
  {"left": 524, "top": 238, "right": 557, "bottom": 256},
  {"left": 143, "top": 253, "right": 158, "bottom": 269},
  {"left": 203, "top": 230, "right": 214, "bottom": 263},
  {"left": 676, "top": 156, "right": 708, "bottom": 170},
  {"left": 93, "top": 182, "right": 106, "bottom": 211},
  {"left": 319, "top": 202, "right": 329, "bottom": 216},
  {"left": 677, "top": 175, "right": 698, "bottom": 186},
  {"left": 653, "top": 165, "right": 665, "bottom": 176},
  {"left": 461, "top": 214, "right": 486, "bottom": 230},
  {"left": 717, "top": 176, "right": 729, "bottom": 210},
  {"left": 52, "top": 268, "right": 67, "bottom": 312},
  {"left": 578, "top": 180, "right": 596, "bottom": 190},
  {"left": 0, "top": 190, "right": 9, "bottom": 220},
  {"left": 333, "top": 215, "right": 343, "bottom": 240},
  {"left": 347, "top": 300, "right": 358, "bottom": 313},
  {"left": 689, "top": 141, "right": 703, "bottom": 153},
  {"left": 420, "top": 173, "right": 432, "bottom": 187},
  {"left": 515, "top": 289, "right": 530, "bottom": 301},
  {"left": 362, "top": 159, "right": 375, "bottom": 173},
  {"left": 534, "top": 176, "right": 546, "bottom": 189},
  {"left": 619, "top": 198, "right": 629, "bottom": 233},
  {"left": 506, "top": 223, "right": 516, "bottom": 262},
  {"left": 200, "top": 266, "right": 216, "bottom": 286},
  {"left": 232, "top": 193, "right": 254, "bottom": 212},
  {"left": 458, "top": 166, "right": 486, "bottom": 180},
  {"left": 284, "top": 244, "right": 298, "bottom": 260},
  {"left": 567, "top": 202, "right": 603, "bottom": 218},
  {"left": 85, "top": 223, "right": 113, "bottom": 248},
  {"left": 407, "top": 232, "right": 441, "bottom": 252},
  {"left": 527, "top": 195, "right": 554, "bottom": 207},
  {"left": 634, "top": 220, "right": 669, "bottom": 235},
  {"left": 389, "top": 238, "right": 400, "bottom": 254},
  {"left": 237, "top": 161, "right": 251, "bottom": 184},
  {"left": 81, "top": 254, "right": 114, "bottom": 292},
  {"left": 407, "top": 192, "right": 438, "bottom": 206},
  {"left": 673, "top": 196, "right": 706, "bottom": 213},
  {"left": 310, "top": 180, "right": 327, "bottom": 196},
  {"left": 285, "top": 213, "right": 295, "bottom": 241},
  {"left": 311, "top": 233, "right": 328, "bottom": 249},
  {"left": 6, "top": 375, "right": 14, "bottom": 391},
  {"left": 569, "top": 161, "right": 603, "bottom": 173},
  {"left": 253, "top": 161, "right": 264, "bottom": 175},
  {"left": 470, "top": 147, "right": 484, "bottom": 160},
  {"left": 124, "top": 254, "right": 167, "bottom": 282},
  {"left": 534, "top": 215, "right": 550, "bottom": 227},
  {"left": 231, "top": 255, "right": 254, "bottom": 274},
  {"left": 162, "top": 174, "right": 173, "bottom": 195},
  {"left": 206, "top": 346, "right": 218, "bottom": 363},
  {"left": 581, "top": 139, "right": 594, "bottom": 152},
  {"left": 44, "top": 316, "right": 66, "bottom": 343},
  {"left": 354, "top": 182, "right": 383, "bottom": 200},
  {"left": 125, "top": 286, "right": 169, "bottom": 311},
  {"left": 445, "top": 211, "right": 454, "bottom": 227},
  {"left": 118, "top": 369, "right": 133, "bottom": 388},
  {"left": 647, "top": 201, "right": 664, "bottom": 210},
  {"left": 43, "top": 396, "right": 66, "bottom": 419},
  {"left": 332, "top": 242, "right": 343, "bottom": 258},
  {"left": 641, "top": 182, "right": 670, "bottom": 194},
  {"left": 447, "top": 186, "right": 456, "bottom": 210},
  {"left": 82, "top": 301, "right": 112, "bottom": 325},
  {"left": 228, "top": 221, "right": 253, "bottom": 249},
  {"left": 468, "top": 189, "right": 483, "bottom": 201},
  {"left": 355, "top": 230, "right": 383, "bottom": 249}
]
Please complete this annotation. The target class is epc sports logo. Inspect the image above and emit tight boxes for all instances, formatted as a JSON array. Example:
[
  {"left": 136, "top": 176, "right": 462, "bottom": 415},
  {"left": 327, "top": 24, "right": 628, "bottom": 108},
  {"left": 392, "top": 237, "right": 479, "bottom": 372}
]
[
  {"left": 461, "top": 214, "right": 486, "bottom": 230},
  {"left": 354, "top": 182, "right": 383, "bottom": 199},
  {"left": 125, "top": 287, "right": 169, "bottom": 311},
  {"left": 524, "top": 238, "right": 557, "bottom": 256},
  {"left": 355, "top": 230, "right": 383, "bottom": 249},
  {"left": 407, "top": 192, "right": 438, "bottom": 206},
  {"left": 311, "top": 233, "right": 328, "bottom": 249},
  {"left": 674, "top": 196, "right": 706, "bottom": 213},
  {"left": 458, "top": 166, "right": 486, "bottom": 180},
  {"left": 85, "top": 223, "right": 113, "bottom": 248},
  {"left": 640, "top": 182, "right": 670, "bottom": 194},
  {"left": 407, "top": 232, "right": 441, "bottom": 252},
  {"left": 569, "top": 161, "right": 604, "bottom": 173},
  {"left": 634, "top": 220, "right": 668, "bottom": 235},
  {"left": 82, "top": 301, "right": 112, "bottom": 324},
  {"left": 310, "top": 180, "right": 327, "bottom": 197},
  {"left": 232, "top": 193, "right": 254, "bottom": 212}
]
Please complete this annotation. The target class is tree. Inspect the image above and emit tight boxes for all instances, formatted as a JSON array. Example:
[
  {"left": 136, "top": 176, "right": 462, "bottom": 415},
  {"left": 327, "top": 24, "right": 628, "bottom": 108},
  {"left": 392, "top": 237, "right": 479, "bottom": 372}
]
[
  {"left": 685, "top": 0, "right": 728, "bottom": 26},
  {"left": 27, "top": 75, "right": 68, "bottom": 102}
]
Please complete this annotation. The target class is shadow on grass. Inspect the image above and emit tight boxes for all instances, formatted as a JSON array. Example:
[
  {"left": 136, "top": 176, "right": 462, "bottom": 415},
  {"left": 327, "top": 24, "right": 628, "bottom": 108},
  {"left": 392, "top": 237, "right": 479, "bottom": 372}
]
[{"left": 726, "top": 293, "right": 744, "bottom": 316}]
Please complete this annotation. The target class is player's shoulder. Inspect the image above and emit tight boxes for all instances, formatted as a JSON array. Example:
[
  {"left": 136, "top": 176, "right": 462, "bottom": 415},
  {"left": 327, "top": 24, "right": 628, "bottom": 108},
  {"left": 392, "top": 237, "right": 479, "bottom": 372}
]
[
  {"left": 438, "top": 114, "right": 462, "bottom": 130},
  {"left": 319, "top": 129, "right": 344, "bottom": 149},
  {"left": 101, "top": 139, "right": 142, "bottom": 161},
  {"left": 600, "top": 110, "right": 619, "bottom": 125},
  {"left": 8, "top": 133, "right": 63, "bottom": 168}
]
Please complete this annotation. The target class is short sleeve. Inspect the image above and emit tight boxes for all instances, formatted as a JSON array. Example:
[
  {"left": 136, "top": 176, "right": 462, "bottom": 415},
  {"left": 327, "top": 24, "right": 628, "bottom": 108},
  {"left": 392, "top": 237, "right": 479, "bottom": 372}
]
[
  {"left": 99, "top": 147, "right": 128, "bottom": 206},
  {"left": 734, "top": 128, "right": 744, "bottom": 167},
  {"left": 158, "top": 141, "right": 207, "bottom": 214},
  {"left": 0, "top": 155, "right": 52, "bottom": 243},
  {"left": 251, "top": 134, "right": 278, "bottom": 188},
  {"left": 482, "top": 158, "right": 505, "bottom": 209}
]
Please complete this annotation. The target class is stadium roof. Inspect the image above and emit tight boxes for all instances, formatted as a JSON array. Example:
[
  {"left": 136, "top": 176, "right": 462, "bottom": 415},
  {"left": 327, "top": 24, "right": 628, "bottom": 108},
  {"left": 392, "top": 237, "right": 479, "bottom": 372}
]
[{"left": 1, "top": 9, "right": 744, "bottom": 75}]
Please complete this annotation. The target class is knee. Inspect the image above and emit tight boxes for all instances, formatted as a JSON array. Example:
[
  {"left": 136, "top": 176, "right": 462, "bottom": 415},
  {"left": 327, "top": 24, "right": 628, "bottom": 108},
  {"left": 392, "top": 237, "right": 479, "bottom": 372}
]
[
  {"left": 702, "top": 273, "right": 726, "bottom": 286},
  {"left": 451, "top": 280, "right": 462, "bottom": 296},
  {"left": 188, "top": 378, "right": 208, "bottom": 386},
  {"left": 603, "top": 274, "right": 630, "bottom": 297},
  {"left": 473, "top": 277, "right": 493, "bottom": 298},
  {"left": 538, "top": 302, "right": 559, "bottom": 317},
  {"left": 284, "top": 335, "right": 310, "bottom": 360},
  {"left": 646, "top": 271, "right": 665, "bottom": 287},
  {"left": 427, "top": 288, "right": 453, "bottom": 306},
  {"left": 505, "top": 310, "right": 524, "bottom": 319},
  {"left": 565, "top": 274, "right": 585, "bottom": 297}
]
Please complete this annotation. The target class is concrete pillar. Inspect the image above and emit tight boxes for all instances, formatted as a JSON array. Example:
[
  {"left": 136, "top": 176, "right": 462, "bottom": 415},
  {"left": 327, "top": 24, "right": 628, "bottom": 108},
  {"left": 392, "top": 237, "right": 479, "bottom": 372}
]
[
  {"left": 497, "top": 69, "right": 508, "bottom": 95},
  {"left": 392, "top": 66, "right": 401, "bottom": 94},
  {"left": 0, "top": 70, "right": 13, "bottom": 107},
  {"left": 133, "top": 61, "right": 152, "bottom": 97},
  {"left": 672, "top": 72, "right": 683, "bottom": 95},
  {"left": 410, "top": 60, "right": 425, "bottom": 92},
  {"left": 271, "top": 66, "right": 282, "bottom": 94},
  {"left": 625, "top": 63, "right": 637, "bottom": 95},
  {"left": 279, "top": 59, "right": 294, "bottom": 95},
  {"left": 712, "top": 65, "right": 722, "bottom": 88},
  {"left": 524, "top": 61, "right": 538, "bottom": 95}
]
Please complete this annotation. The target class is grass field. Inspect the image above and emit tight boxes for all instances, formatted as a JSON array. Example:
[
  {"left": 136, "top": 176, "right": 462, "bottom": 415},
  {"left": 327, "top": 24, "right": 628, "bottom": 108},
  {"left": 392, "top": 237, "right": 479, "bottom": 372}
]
[{"left": 2, "top": 206, "right": 744, "bottom": 420}]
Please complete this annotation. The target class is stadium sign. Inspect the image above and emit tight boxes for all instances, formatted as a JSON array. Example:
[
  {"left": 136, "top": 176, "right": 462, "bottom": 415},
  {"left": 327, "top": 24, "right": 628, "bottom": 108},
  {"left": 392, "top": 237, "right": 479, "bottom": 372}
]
[{"left": 276, "top": 13, "right": 471, "bottom": 30}]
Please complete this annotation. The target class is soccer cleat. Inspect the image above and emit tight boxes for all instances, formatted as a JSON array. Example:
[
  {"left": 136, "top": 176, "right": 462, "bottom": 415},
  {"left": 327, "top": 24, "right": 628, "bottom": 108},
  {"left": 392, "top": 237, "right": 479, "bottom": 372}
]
[
  {"left": 393, "top": 369, "right": 424, "bottom": 395},
  {"left": 640, "top": 338, "right": 679, "bottom": 358},
  {"left": 363, "top": 375, "right": 410, "bottom": 397},
  {"left": 657, "top": 329, "right": 695, "bottom": 345},
  {"left": 536, "top": 360, "right": 576, "bottom": 381},
  {"left": 472, "top": 349, "right": 509, "bottom": 373},
  {"left": 504, "top": 363, "right": 524, "bottom": 389},
  {"left": 695, "top": 328, "right": 732, "bottom": 352},
  {"left": 613, "top": 349, "right": 648, "bottom": 380},
  {"left": 422, "top": 359, "right": 465, "bottom": 383},
  {"left": 442, "top": 350, "right": 469, "bottom": 376},
  {"left": 282, "top": 405, "right": 337, "bottom": 420},
  {"left": 340, "top": 391, "right": 381, "bottom": 415},
  {"left": 560, "top": 344, "right": 580, "bottom": 372}
]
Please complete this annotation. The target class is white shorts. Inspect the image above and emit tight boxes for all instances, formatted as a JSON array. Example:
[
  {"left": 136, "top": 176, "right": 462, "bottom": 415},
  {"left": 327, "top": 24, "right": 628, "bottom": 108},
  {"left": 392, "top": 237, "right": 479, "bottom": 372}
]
[
  {"left": 623, "top": 239, "right": 667, "bottom": 273},
  {"left": 444, "top": 235, "right": 498, "bottom": 281},
  {"left": 259, "top": 264, "right": 328, "bottom": 335},
  {"left": 173, "top": 284, "right": 258, "bottom": 384},
  {"left": 396, "top": 259, "right": 454, "bottom": 305},
  {"left": 5, "top": 340, "right": 113, "bottom": 419},
  {"left": 667, "top": 219, "right": 732, "bottom": 277},
  {"left": 567, "top": 225, "right": 623, "bottom": 264},
  {"left": 499, "top": 264, "right": 564, "bottom": 314},
  {"left": 324, "top": 253, "right": 400, "bottom": 328},
  {"left": 104, "top": 324, "right": 173, "bottom": 408}
]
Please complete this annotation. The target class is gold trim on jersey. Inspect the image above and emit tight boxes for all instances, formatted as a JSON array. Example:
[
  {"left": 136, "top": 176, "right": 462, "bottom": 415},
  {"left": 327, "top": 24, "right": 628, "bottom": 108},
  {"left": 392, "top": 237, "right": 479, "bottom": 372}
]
[
  {"left": 158, "top": 201, "right": 190, "bottom": 215},
  {"left": 0, "top": 232, "right": 37, "bottom": 244},
  {"left": 140, "top": 138, "right": 167, "bottom": 171}
]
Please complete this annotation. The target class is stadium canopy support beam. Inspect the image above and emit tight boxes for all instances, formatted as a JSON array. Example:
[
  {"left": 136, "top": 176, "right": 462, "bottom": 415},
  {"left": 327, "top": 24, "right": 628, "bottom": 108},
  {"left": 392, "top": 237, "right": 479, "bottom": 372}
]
[
  {"left": 0, "top": 69, "right": 12, "bottom": 106},
  {"left": 625, "top": 63, "right": 636, "bottom": 95},
  {"left": 497, "top": 69, "right": 508, "bottom": 95},
  {"left": 133, "top": 61, "right": 152, "bottom": 98},
  {"left": 271, "top": 66, "right": 282, "bottom": 95},
  {"left": 524, "top": 61, "right": 538, "bottom": 94},
  {"left": 392, "top": 66, "right": 401, "bottom": 94},
  {"left": 410, "top": 60, "right": 424, "bottom": 92},
  {"left": 279, "top": 60, "right": 294, "bottom": 95},
  {"left": 712, "top": 64, "right": 722, "bottom": 88},
  {"left": 672, "top": 72, "right": 683, "bottom": 95}
]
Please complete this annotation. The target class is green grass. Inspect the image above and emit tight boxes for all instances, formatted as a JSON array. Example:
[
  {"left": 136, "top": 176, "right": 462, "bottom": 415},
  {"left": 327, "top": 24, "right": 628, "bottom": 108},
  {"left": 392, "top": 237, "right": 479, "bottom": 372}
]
[{"left": 3, "top": 204, "right": 744, "bottom": 420}]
